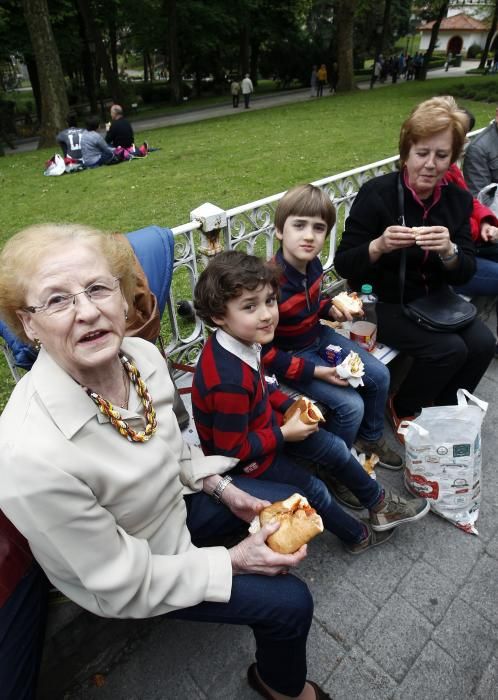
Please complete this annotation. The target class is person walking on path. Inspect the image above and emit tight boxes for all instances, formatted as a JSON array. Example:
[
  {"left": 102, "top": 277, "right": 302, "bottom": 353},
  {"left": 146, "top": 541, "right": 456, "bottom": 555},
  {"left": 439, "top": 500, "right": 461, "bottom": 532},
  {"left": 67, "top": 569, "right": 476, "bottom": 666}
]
[
  {"left": 316, "top": 64, "right": 327, "bottom": 97},
  {"left": 329, "top": 62, "right": 338, "bottom": 94},
  {"left": 230, "top": 79, "right": 241, "bottom": 108},
  {"left": 241, "top": 74, "right": 254, "bottom": 109},
  {"left": 310, "top": 66, "right": 318, "bottom": 98},
  {"left": 370, "top": 56, "right": 382, "bottom": 89}
]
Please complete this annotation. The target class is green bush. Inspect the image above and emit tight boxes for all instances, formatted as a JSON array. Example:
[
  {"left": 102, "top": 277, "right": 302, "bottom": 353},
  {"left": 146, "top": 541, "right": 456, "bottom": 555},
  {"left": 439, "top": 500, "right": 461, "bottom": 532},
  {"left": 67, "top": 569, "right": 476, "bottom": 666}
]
[
  {"left": 445, "top": 77, "right": 498, "bottom": 103},
  {"left": 467, "top": 43, "right": 481, "bottom": 59},
  {"left": 139, "top": 81, "right": 192, "bottom": 104}
]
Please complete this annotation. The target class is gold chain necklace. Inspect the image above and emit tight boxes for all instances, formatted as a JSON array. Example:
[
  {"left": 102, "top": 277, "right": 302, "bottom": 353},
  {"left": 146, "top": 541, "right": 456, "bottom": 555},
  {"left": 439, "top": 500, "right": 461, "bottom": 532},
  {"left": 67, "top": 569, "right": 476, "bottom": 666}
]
[{"left": 84, "top": 355, "right": 157, "bottom": 442}]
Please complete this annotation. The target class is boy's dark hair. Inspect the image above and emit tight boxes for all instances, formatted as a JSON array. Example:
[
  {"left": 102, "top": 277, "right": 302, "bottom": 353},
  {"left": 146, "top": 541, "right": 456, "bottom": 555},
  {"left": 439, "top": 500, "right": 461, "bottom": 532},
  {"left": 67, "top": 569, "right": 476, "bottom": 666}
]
[
  {"left": 66, "top": 113, "right": 78, "bottom": 128},
  {"left": 194, "top": 250, "right": 280, "bottom": 325},
  {"left": 274, "top": 184, "right": 336, "bottom": 237},
  {"left": 86, "top": 115, "right": 100, "bottom": 131}
]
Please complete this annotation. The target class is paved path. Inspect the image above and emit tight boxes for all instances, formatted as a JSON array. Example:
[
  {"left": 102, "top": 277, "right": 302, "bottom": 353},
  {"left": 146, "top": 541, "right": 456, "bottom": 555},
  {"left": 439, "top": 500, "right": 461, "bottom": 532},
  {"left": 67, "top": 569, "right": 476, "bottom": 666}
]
[
  {"left": 63, "top": 343, "right": 498, "bottom": 699},
  {"left": 4, "top": 61, "right": 480, "bottom": 156}
]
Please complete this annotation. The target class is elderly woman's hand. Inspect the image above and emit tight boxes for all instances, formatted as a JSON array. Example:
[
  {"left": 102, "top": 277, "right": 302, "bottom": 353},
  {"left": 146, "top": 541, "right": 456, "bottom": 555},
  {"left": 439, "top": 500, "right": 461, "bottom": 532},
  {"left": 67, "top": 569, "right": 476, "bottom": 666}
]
[
  {"left": 221, "top": 483, "right": 272, "bottom": 523},
  {"left": 414, "top": 225, "right": 453, "bottom": 257},
  {"left": 229, "top": 522, "right": 307, "bottom": 576},
  {"left": 369, "top": 225, "right": 415, "bottom": 261},
  {"left": 481, "top": 222, "right": 498, "bottom": 243}
]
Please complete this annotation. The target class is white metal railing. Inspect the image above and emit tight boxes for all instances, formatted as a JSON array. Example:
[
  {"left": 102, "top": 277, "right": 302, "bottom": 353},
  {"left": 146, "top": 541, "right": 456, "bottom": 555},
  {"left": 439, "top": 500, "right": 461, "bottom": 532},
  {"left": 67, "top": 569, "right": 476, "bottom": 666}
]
[{"left": 165, "top": 127, "right": 484, "bottom": 368}]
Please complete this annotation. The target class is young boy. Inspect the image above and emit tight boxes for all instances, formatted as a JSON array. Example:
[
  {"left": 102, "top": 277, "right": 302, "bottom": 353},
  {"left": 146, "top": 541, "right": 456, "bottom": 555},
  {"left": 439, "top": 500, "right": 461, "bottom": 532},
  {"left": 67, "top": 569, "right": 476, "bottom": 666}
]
[
  {"left": 262, "top": 183, "right": 402, "bottom": 472},
  {"left": 192, "top": 251, "right": 429, "bottom": 555}
]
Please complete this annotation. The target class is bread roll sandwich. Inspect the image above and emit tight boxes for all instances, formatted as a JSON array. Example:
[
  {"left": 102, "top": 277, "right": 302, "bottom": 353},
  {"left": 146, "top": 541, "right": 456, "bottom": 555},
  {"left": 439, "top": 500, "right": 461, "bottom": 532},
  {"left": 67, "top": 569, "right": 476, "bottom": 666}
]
[
  {"left": 331, "top": 291, "right": 363, "bottom": 316},
  {"left": 254, "top": 493, "right": 324, "bottom": 554},
  {"left": 283, "top": 396, "right": 325, "bottom": 425},
  {"left": 411, "top": 226, "right": 430, "bottom": 237}
]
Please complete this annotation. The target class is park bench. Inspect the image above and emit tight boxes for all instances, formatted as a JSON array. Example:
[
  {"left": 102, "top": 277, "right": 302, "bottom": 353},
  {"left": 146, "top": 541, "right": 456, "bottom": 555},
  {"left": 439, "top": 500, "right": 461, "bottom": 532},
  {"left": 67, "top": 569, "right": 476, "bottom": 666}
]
[{"left": 1, "top": 133, "right": 494, "bottom": 697}]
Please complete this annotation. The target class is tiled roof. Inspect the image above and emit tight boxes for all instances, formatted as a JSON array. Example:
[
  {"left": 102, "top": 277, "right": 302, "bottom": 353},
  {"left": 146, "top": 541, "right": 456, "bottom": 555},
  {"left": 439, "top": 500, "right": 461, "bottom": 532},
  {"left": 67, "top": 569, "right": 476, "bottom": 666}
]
[{"left": 418, "top": 12, "right": 487, "bottom": 31}]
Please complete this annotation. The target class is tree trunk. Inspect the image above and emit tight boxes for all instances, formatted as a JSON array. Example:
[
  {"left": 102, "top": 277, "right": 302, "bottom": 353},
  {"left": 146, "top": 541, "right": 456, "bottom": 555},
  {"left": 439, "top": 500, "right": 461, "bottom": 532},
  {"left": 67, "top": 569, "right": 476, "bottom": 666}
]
[
  {"left": 21, "top": 0, "right": 69, "bottom": 148},
  {"left": 25, "top": 55, "right": 41, "bottom": 122},
  {"left": 379, "top": 0, "right": 393, "bottom": 56},
  {"left": 240, "top": 24, "right": 250, "bottom": 76},
  {"left": 144, "top": 50, "right": 149, "bottom": 82},
  {"left": 420, "top": 0, "right": 449, "bottom": 80},
  {"left": 479, "top": 0, "right": 498, "bottom": 69},
  {"left": 165, "top": 0, "right": 181, "bottom": 104},
  {"left": 250, "top": 39, "right": 259, "bottom": 87},
  {"left": 76, "top": 2, "right": 98, "bottom": 113},
  {"left": 76, "top": 0, "right": 123, "bottom": 104},
  {"left": 335, "top": 0, "right": 357, "bottom": 91}
]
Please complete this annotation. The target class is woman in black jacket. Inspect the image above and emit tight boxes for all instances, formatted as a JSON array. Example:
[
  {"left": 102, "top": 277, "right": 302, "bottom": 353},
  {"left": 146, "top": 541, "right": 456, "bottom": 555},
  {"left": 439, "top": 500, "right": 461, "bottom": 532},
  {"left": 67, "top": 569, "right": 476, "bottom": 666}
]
[{"left": 335, "top": 97, "right": 495, "bottom": 438}]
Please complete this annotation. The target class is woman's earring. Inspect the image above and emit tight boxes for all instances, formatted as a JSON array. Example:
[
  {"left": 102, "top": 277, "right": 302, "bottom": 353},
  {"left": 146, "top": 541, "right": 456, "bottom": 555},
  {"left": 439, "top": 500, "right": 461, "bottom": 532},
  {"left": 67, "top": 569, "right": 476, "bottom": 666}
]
[
  {"left": 124, "top": 310, "right": 129, "bottom": 321},
  {"left": 34, "top": 338, "right": 41, "bottom": 350}
]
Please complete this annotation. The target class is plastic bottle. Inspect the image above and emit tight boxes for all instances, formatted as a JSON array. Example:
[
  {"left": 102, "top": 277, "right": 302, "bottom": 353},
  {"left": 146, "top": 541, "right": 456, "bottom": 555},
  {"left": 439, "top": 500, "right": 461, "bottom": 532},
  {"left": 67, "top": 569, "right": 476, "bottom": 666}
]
[{"left": 350, "top": 284, "right": 378, "bottom": 352}]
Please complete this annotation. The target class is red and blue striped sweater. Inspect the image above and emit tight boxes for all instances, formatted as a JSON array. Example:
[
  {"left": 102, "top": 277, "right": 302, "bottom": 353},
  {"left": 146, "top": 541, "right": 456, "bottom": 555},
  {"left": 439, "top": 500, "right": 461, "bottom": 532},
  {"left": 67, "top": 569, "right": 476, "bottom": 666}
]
[
  {"left": 192, "top": 330, "right": 294, "bottom": 477},
  {"left": 262, "top": 248, "right": 332, "bottom": 383}
]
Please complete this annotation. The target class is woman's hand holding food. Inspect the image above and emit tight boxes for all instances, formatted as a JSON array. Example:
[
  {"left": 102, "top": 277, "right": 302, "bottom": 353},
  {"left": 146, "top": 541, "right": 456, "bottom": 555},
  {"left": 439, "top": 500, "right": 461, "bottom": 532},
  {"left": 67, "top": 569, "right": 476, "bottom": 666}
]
[
  {"left": 221, "top": 484, "right": 271, "bottom": 524},
  {"left": 369, "top": 225, "right": 415, "bottom": 261},
  {"left": 280, "top": 408, "right": 318, "bottom": 442},
  {"left": 202, "top": 476, "right": 270, "bottom": 523},
  {"left": 229, "top": 522, "right": 307, "bottom": 576},
  {"left": 413, "top": 225, "right": 453, "bottom": 256},
  {"left": 481, "top": 222, "right": 498, "bottom": 243},
  {"left": 314, "top": 364, "right": 349, "bottom": 387}
]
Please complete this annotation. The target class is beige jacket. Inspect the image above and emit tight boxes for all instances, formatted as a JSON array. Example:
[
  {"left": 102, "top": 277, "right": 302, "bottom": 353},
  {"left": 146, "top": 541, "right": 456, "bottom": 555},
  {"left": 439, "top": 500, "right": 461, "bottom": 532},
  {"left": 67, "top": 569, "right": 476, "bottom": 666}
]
[{"left": 0, "top": 337, "right": 236, "bottom": 618}]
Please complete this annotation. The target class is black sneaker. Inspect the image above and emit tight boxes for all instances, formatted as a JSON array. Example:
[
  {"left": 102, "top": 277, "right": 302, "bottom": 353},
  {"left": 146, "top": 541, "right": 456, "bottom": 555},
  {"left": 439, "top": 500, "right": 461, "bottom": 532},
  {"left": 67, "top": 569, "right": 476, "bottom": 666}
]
[{"left": 354, "top": 436, "right": 403, "bottom": 470}]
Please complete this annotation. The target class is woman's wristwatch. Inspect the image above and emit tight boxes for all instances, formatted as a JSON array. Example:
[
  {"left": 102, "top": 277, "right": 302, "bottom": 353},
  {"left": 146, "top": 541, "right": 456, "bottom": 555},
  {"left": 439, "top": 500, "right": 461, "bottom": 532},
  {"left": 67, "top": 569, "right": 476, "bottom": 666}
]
[
  {"left": 439, "top": 243, "right": 458, "bottom": 262},
  {"left": 212, "top": 475, "right": 233, "bottom": 504}
]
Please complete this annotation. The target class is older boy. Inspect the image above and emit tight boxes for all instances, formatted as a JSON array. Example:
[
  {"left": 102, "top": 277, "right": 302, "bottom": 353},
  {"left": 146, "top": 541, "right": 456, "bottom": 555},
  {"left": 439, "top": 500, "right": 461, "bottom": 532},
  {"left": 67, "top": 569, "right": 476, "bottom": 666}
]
[
  {"left": 262, "top": 184, "right": 402, "bottom": 472},
  {"left": 192, "top": 251, "right": 429, "bottom": 555}
]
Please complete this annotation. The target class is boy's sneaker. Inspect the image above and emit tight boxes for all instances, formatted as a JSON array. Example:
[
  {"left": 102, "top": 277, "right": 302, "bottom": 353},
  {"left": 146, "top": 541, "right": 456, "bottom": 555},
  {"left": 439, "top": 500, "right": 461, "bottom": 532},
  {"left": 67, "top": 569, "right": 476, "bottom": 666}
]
[
  {"left": 370, "top": 491, "right": 430, "bottom": 532},
  {"left": 344, "top": 521, "right": 395, "bottom": 555},
  {"left": 317, "top": 468, "right": 363, "bottom": 510},
  {"left": 354, "top": 436, "right": 403, "bottom": 470}
]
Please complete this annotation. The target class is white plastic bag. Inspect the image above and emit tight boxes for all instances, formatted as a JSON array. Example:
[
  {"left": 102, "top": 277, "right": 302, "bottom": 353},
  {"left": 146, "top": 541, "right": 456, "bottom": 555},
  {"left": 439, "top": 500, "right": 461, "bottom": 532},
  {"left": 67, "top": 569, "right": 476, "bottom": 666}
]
[
  {"left": 44, "top": 154, "right": 65, "bottom": 176},
  {"left": 399, "top": 389, "right": 487, "bottom": 535}
]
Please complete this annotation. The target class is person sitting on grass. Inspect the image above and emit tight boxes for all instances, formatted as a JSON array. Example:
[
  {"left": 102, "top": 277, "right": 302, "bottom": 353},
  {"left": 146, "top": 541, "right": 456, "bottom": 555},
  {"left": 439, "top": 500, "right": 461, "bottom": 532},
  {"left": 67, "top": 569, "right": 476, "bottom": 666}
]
[
  {"left": 192, "top": 251, "right": 429, "bottom": 557},
  {"left": 105, "top": 104, "right": 148, "bottom": 159},
  {"left": 80, "top": 115, "right": 118, "bottom": 168},
  {"left": 261, "top": 185, "right": 401, "bottom": 474}
]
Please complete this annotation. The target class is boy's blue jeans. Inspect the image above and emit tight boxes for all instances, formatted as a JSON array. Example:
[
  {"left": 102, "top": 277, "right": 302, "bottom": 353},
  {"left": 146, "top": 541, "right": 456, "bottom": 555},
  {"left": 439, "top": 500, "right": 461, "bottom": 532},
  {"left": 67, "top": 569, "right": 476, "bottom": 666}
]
[
  {"left": 181, "top": 478, "right": 313, "bottom": 697},
  {"left": 286, "top": 326, "right": 390, "bottom": 447},
  {"left": 454, "top": 256, "right": 498, "bottom": 330}
]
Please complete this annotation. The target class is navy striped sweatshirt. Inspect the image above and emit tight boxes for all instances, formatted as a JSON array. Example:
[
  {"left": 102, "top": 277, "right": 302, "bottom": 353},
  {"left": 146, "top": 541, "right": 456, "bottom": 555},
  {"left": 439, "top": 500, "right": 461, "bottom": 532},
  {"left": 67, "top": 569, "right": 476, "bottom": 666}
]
[
  {"left": 192, "top": 333, "right": 294, "bottom": 477},
  {"left": 262, "top": 248, "right": 332, "bottom": 383}
]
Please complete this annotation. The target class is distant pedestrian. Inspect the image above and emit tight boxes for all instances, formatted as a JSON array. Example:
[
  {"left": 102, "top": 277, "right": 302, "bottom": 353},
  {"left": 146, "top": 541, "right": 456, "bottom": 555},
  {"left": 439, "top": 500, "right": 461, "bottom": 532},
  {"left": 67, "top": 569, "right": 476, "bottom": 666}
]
[
  {"left": 230, "top": 78, "right": 241, "bottom": 108},
  {"left": 310, "top": 65, "right": 318, "bottom": 98},
  {"left": 241, "top": 73, "right": 254, "bottom": 109},
  {"left": 445, "top": 52, "right": 453, "bottom": 72},
  {"left": 316, "top": 64, "right": 327, "bottom": 97},
  {"left": 370, "top": 55, "right": 382, "bottom": 89},
  {"left": 329, "top": 62, "right": 338, "bottom": 94}
]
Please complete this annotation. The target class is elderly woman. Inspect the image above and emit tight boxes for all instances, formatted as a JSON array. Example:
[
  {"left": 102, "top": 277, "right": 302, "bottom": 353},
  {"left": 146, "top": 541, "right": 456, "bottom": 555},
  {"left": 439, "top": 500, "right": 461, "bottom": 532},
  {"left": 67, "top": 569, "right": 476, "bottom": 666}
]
[
  {"left": 0, "top": 224, "right": 331, "bottom": 700},
  {"left": 335, "top": 98, "right": 495, "bottom": 437}
]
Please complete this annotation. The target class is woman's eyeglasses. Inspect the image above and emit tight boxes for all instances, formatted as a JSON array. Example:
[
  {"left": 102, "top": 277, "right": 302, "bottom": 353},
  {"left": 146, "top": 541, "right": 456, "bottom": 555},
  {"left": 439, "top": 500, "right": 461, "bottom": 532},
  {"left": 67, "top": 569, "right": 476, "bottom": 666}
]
[{"left": 23, "top": 278, "right": 121, "bottom": 316}]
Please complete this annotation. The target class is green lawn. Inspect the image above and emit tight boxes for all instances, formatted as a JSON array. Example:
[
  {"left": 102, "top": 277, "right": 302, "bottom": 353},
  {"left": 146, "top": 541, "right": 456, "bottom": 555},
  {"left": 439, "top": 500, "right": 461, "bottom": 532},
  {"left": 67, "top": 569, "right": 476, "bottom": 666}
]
[{"left": 0, "top": 76, "right": 495, "bottom": 408}]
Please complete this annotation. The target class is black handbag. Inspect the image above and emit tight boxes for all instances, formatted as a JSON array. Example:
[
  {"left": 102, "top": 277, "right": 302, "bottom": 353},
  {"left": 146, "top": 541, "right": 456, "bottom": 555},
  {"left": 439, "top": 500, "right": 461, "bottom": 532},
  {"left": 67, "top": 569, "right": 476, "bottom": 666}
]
[{"left": 397, "top": 176, "right": 476, "bottom": 333}]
